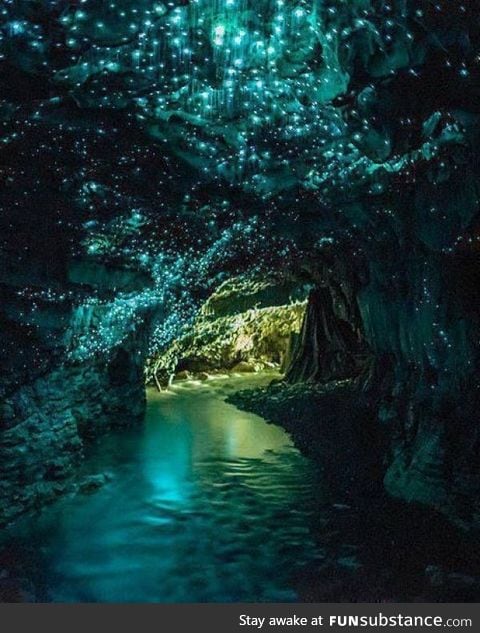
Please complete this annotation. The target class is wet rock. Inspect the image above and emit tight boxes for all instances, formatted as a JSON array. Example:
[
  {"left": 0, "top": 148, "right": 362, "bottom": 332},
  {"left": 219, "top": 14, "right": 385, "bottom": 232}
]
[
  {"left": 0, "top": 342, "right": 146, "bottom": 526},
  {"left": 77, "top": 473, "right": 111, "bottom": 494},
  {"left": 231, "top": 361, "right": 256, "bottom": 373},
  {"left": 146, "top": 277, "right": 306, "bottom": 383},
  {"left": 174, "top": 370, "right": 191, "bottom": 381}
]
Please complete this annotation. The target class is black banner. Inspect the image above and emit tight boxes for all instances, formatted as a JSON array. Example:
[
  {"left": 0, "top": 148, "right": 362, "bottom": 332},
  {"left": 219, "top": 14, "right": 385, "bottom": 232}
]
[{"left": 0, "top": 603, "right": 478, "bottom": 633}]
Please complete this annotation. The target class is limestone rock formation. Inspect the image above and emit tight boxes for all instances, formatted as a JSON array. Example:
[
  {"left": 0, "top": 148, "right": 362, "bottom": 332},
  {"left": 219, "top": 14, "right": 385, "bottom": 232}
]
[{"left": 147, "top": 276, "right": 308, "bottom": 383}]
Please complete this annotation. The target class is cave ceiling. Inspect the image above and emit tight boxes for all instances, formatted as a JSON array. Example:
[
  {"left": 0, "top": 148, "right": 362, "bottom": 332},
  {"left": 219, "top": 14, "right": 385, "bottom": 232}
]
[{"left": 1, "top": 0, "right": 479, "bottom": 358}]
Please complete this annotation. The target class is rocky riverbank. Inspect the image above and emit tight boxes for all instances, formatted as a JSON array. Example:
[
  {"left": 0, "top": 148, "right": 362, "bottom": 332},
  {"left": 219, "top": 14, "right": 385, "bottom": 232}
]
[{"left": 229, "top": 379, "right": 385, "bottom": 499}]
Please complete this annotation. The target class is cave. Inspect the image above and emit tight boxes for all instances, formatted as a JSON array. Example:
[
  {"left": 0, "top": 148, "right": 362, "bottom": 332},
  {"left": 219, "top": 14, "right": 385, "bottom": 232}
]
[{"left": 2, "top": 0, "right": 480, "bottom": 604}]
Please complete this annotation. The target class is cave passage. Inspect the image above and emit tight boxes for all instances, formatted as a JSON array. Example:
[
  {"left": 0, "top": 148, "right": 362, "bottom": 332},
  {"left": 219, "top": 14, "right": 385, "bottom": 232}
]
[
  {"left": 144, "top": 276, "right": 310, "bottom": 387},
  {"left": 1, "top": 374, "right": 324, "bottom": 602},
  {"left": 3, "top": 0, "right": 480, "bottom": 605},
  {"left": 1, "top": 373, "right": 477, "bottom": 603}
]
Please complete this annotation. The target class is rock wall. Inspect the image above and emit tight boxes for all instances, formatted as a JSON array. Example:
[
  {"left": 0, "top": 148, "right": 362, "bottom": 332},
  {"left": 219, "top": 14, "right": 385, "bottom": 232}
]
[
  {"left": 286, "top": 285, "right": 367, "bottom": 384},
  {"left": 0, "top": 260, "right": 151, "bottom": 527},
  {"left": 147, "top": 276, "right": 308, "bottom": 384},
  {"left": 362, "top": 256, "right": 480, "bottom": 527},
  {"left": 275, "top": 221, "right": 480, "bottom": 528},
  {"left": 0, "top": 351, "right": 145, "bottom": 526}
]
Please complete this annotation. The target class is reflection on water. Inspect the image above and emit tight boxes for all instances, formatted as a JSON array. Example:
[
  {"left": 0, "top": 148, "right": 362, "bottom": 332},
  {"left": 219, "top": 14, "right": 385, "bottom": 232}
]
[
  {"left": 1, "top": 374, "right": 326, "bottom": 602},
  {"left": 2, "top": 373, "right": 479, "bottom": 603}
]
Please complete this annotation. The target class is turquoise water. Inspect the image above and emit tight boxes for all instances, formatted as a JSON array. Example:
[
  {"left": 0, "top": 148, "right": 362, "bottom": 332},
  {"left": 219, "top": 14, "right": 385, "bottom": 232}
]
[
  {"left": 3, "top": 373, "right": 478, "bottom": 603},
  {"left": 2, "top": 374, "right": 326, "bottom": 602}
]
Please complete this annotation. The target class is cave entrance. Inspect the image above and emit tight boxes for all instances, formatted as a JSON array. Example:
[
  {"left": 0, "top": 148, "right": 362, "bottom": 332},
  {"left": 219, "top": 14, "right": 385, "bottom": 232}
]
[
  {"left": 145, "top": 277, "right": 311, "bottom": 389},
  {"left": 146, "top": 275, "right": 369, "bottom": 391}
]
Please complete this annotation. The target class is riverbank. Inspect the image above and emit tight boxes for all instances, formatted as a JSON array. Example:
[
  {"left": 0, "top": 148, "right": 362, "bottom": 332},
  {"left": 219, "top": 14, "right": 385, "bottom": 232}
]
[
  {"left": 228, "top": 378, "right": 384, "bottom": 499},
  {"left": 227, "top": 377, "right": 480, "bottom": 602},
  {"left": 2, "top": 373, "right": 480, "bottom": 603}
]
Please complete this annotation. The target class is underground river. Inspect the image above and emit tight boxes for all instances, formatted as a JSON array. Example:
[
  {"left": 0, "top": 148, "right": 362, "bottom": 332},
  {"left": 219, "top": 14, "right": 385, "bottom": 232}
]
[
  {"left": 1, "top": 374, "right": 479, "bottom": 602},
  {"left": 1, "top": 374, "right": 325, "bottom": 602}
]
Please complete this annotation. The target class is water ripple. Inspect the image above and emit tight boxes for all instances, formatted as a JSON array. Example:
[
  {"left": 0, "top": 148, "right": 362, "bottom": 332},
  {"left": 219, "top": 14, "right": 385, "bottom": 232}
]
[{"left": 2, "top": 375, "right": 325, "bottom": 602}]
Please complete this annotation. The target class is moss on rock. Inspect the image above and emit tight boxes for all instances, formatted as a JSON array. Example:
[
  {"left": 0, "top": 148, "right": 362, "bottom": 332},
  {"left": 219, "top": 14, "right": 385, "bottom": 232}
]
[{"left": 146, "top": 277, "right": 307, "bottom": 385}]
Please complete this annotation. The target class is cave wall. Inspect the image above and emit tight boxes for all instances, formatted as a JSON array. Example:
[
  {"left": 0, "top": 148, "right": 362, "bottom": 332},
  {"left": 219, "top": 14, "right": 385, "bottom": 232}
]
[
  {"left": 356, "top": 161, "right": 480, "bottom": 526},
  {"left": 0, "top": 259, "right": 152, "bottom": 526},
  {"left": 286, "top": 279, "right": 368, "bottom": 384},
  {"left": 281, "top": 166, "right": 480, "bottom": 527}
]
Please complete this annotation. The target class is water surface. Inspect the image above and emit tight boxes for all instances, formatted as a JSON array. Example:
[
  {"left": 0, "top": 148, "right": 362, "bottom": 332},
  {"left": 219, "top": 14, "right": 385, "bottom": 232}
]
[
  {"left": 2, "top": 374, "right": 326, "bottom": 602},
  {"left": 2, "top": 373, "right": 479, "bottom": 603}
]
